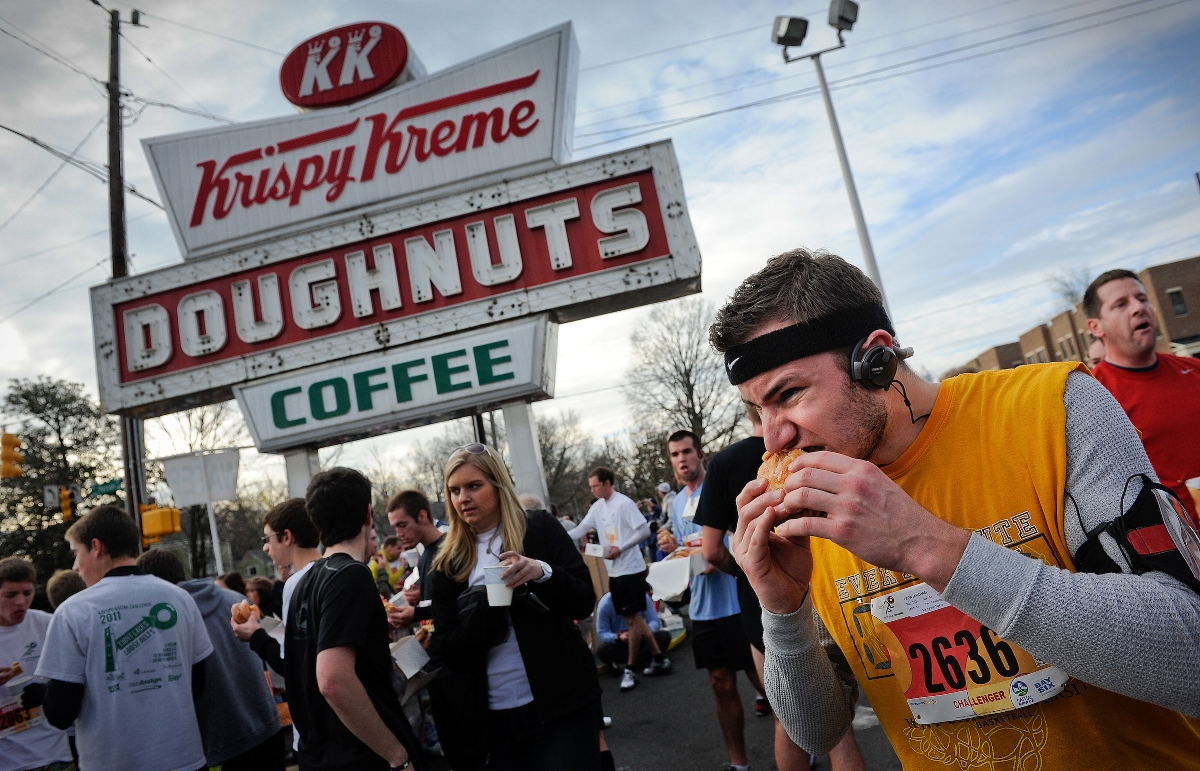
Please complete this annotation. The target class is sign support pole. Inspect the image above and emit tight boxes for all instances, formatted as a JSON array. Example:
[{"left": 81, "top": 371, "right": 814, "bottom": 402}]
[
  {"left": 200, "top": 455, "right": 224, "bottom": 574},
  {"left": 501, "top": 401, "right": 549, "bottom": 505},
  {"left": 283, "top": 447, "right": 321, "bottom": 499}
]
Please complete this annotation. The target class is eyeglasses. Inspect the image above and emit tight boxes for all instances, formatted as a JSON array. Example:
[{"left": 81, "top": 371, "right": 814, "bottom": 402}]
[
  {"left": 260, "top": 533, "right": 278, "bottom": 545},
  {"left": 455, "top": 443, "right": 487, "bottom": 455}
]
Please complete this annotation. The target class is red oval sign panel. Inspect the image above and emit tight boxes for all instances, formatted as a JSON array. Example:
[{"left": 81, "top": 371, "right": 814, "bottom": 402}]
[{"left": 280, "top": 22, "right": 409, "bottom": 109}]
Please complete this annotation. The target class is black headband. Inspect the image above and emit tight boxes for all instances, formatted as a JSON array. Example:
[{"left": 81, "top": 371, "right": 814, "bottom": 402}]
[{"left": 723, "top": 304, "right": 894, "bottom": 385}]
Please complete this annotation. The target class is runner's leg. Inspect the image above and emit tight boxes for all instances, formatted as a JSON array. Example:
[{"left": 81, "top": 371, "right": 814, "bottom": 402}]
[{"left": 710, "top": 667, "right": 749, "bottom": 766}]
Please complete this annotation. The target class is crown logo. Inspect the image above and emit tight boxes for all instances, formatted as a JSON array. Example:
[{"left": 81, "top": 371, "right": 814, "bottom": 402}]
[
  {"left": 307, "top": 40, "right": 324, "bottom": 57},
  {"left": 347, "top": 29, "right": 365, "bottom": 46}
]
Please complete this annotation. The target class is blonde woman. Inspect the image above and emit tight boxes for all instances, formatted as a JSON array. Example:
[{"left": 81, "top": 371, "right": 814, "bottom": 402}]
[{"left": 431, "top": 444, "right": 600, "bottom": 771}]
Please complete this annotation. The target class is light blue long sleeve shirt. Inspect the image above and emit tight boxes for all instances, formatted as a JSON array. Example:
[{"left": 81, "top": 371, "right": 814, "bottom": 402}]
[{"left": 596, "top": 592, "right": 661, "bottom": 645}]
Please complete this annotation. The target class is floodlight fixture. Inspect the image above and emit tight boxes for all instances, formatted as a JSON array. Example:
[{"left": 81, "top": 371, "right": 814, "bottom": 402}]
[
  {"left": 828, "top": 0, "right": 859, "bottom": 32},
  {"left": 771, "top": 16, "right": 809, "bottom": 47}
]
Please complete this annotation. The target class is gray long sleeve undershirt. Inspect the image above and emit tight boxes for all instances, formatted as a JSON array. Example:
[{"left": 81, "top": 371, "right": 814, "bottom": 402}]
[{"left": 763, "top": 371, "right": 1200, "bottom": 754}]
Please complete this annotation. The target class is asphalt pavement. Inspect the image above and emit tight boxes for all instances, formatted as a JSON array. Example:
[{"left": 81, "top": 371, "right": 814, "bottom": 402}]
[{"left": 600, "top": 630, "right": 902, "bottom": 771}]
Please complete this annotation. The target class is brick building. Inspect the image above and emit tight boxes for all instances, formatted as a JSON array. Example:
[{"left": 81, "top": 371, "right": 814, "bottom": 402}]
[
  {"left": 1019, "top": 324, "right": 1056, "bottom": 364},
  {"left": 952, "top": 255, "right": 1199, "bottom": 374},
  {"left": 967, "top": 342, "right": 1024, "bottom": 371},
  {"left": 1140, "top": 255, "right": 1200, "bottom": 356}
]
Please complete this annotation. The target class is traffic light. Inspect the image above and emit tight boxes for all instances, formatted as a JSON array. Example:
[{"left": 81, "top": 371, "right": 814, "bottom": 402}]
[
  {"left": 61, "top": 486, "right": 73, "bottom": 520},
  {"left": 140, "top": 503, "right": 182, "bottom": 547},
  {"left": 1, "top": 433, "right": 23, "bottom": 479}
]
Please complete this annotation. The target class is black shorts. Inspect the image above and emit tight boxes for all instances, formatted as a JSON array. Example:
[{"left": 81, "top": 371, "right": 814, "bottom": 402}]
[
  {"left": 609, "top": 571, "right": 650, "bottom": 616},
  {"left": 737, "top": 575, "right": 765, "bottom": 653},
  {"left": 691, "top": 615, "right": 755, "bottom": 672}
]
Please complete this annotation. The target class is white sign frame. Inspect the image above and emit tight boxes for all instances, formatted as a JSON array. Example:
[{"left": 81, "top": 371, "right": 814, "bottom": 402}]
[
  {"left": 233, "top": 314, "right": 556, "bottom": 451},
  {"left": 143, "top": 23, "right": 578, "bottom": 259},
  {"left": 91, "top": 140, "right": 700, "bottom": 417}
]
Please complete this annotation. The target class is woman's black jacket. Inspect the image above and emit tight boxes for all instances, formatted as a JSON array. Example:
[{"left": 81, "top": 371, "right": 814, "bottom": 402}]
[{"left": 430, "top": 510, "right": 599, "bottom": 748}]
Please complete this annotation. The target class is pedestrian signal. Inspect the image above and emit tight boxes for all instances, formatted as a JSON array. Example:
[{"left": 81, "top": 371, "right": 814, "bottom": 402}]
[
  {"left": 140, "top": 504, "right": 182, "bottom": 547},
  {"left": 1, "top": 433, "right": 23, "bottom": 478}
]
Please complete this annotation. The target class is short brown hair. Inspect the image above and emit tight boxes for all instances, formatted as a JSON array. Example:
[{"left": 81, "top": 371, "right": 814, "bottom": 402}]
[
  {"left": 383, "top": 535, "right": 401, "bottom": 549},
  {"left": 47, "top": 569, "right": 86, "bottom": 608},
  {"left": 0, "top": 556, "right": 36, "bottom": 587},
  {"left": 65, "top": 505, "right": 140, "bottom": 559},
  {"left": 137, "top": 549, "right": 186, "bottom": 584},
  {"left": 668, "top": 430, "right": 702, "bottom": 453},
  {"left": 1083, "top": 269, "right": 1142, "bottom": 319},
  {"left": 263, "top": 498, "right": 319, "bottom": 549},
  {"left": 710, "top": 248, "right": 887, "bottom": 352},
  {"left": 387, "top": 490, "right": 431, "bottom": 524},
  {"left": 590, "top": 467, "right": 615, "bottom": 485}
]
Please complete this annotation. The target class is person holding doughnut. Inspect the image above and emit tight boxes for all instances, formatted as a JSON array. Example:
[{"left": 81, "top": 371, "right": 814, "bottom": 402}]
[{"left": 430, "top": 443, "right": 600, "bottom": 771}]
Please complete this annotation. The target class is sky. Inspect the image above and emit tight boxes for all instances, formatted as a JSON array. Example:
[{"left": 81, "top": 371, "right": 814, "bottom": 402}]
[{"left": 0, "top": 0, "right": 1197, "bottom": 488}]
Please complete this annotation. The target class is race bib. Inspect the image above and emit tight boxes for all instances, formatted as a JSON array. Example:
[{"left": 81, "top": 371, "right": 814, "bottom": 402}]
[
  {"left": 682, "top": 495, "right": 699, "bottom": 522},
  {"left": 0, "top": 675, "right": 43, "bottom": 739},
  {"left": 604, "top": 525, "right": 619, "bottom": 546},
  {"left": 870, "top": 583, "right": 1069, "bottom": 724}
]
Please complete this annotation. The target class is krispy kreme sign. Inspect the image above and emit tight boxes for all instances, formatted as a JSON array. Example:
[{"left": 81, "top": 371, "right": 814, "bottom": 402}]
[
  {"left": 92, "top": 141, "right": 700, "bottom": 416},
  {"left": 143, "top": 23, "right": 577, "bottom": 258}
]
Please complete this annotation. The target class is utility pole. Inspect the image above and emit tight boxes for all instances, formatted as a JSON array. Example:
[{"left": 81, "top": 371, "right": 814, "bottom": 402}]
[{"left": 98, "top": 3, "right": 148, "bottom": 531}]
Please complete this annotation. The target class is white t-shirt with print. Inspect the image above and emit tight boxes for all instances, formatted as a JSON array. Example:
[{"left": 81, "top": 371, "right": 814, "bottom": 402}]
[
  {"left": 281, "top": 559, "right": 314, "bottom": 753},
  {"left": 37, "top": 574, "right": 213, "bottom": 771},
  {"left": 0, "top": 609, "right": 72, "bottom": 771},
  {"left": 571, "top": 491, "right": 648, "bottom": 577}
]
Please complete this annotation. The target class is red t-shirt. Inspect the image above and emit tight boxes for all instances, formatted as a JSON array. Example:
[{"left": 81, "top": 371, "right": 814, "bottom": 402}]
[{"left": 1092, "top": 353, "right": 1200, "bottom": 520}]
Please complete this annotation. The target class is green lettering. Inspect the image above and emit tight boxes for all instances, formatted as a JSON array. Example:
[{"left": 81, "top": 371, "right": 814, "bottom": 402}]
[
  {"left": 391, "top": 359, "right": 428, "bottom": 403},
  {"left": 474, "top": 340, "right": 515, "bottom": 385},
  {"left": 271, "top": 387, "right": 306, "bottom": 428},
  {"left": 432, "top": 350, "right": 472, "bottom": 394},
  {"left": 308, "top": 378, "right": 351, "bottom": 420},
  {"left": 353, "top": 367, "right": 389, "bottom": 411}
]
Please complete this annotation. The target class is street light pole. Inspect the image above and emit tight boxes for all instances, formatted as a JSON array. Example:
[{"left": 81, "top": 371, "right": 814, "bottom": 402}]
[{"left": 810, "top": 53, "right": 889, "bottom": 317}]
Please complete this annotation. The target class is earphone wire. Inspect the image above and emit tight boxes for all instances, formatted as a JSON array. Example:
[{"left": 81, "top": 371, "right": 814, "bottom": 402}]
[{"left": 890, "top": 380, "right": 931, "bottom": 425}]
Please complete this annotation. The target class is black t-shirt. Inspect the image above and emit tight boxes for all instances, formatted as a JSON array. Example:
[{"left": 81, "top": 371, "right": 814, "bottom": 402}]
[
  {"left": 694, "top": 436, "right": 766, "bottom": 532},
  {"left": 286, "top": 552, "right": 412, "bottom": 771},
  {"left": 694, "top": 436, "right": 767, "bottom": 619}
]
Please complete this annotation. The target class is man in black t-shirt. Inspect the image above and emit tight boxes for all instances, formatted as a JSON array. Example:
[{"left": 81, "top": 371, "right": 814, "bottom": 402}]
[
  {"left": 695, "top": 409, "right": 867, "bottom": 771},
  {"left": 287, "top": 467, "right": 421, "bottom": 771}
]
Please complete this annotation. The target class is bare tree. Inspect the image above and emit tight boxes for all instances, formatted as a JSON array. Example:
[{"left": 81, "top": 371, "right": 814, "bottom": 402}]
[
  {"left": 1051, "top": 268, "right": 1094, "bottom": 309},
  {"left": 623, "top": 297, "right": 746, "bottom": 451},
  {"left": 404, "top": 419, "right": 477, "bottom": 502},
  {"left": 536, "top": 410, "right": 595, "bottom": 519}
]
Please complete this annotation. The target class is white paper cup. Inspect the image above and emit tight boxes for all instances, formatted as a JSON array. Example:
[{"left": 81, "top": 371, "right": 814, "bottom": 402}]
[
  {"left": 484, "top": 564, "right": 513, "bottom": 606},
  {"left": 403, "top": 549, "right": 420, "bottom": 567},
  {"left": 1186, "top": 477, "right": 1200, "bottom": 511}
]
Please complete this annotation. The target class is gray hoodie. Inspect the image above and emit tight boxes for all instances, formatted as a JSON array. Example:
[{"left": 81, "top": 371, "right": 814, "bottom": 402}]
[{"left": 181, "top": 578, "right": 282, "bottom": 765}]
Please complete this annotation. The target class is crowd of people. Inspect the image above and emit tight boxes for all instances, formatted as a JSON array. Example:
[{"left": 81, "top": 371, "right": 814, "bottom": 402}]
[{"left": 1, "top": 252, "right": 1198, "bottom": 771}]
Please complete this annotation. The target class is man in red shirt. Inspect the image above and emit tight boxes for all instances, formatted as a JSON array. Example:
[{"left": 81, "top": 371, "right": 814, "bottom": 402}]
[{"left": 1085, "top": 268, "right": 1200, "bottom": 519}]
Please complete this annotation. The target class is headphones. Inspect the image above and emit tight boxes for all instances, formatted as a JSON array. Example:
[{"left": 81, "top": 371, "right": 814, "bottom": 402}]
[{"left": 849, "top": 336, "right": 898, "bottom": 391}]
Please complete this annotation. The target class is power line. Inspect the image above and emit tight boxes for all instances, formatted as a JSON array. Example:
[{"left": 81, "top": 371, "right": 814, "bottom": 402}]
[
  {"left": 578, "top": 0, "right": 1167, "bottom": 134},
  {"left": 577, "top": 0, "right": 1034, "bottom": 117},
  {"left": 575, "top": 0, "right": 1194, "bottom": 148},
  {"left": 0, "top": 211, "right": 155, "bottom": 269},
  {"left": 580, "top": 23, "right": 771, "bottom": 72},
  {"left": 0, "top": 19, "right": 104, "bottom": 85},
  {"left": 0, "top": 116, "right": 105, "bottom": 236},
  {"left": 119, "top": 31, "right": 233, "bottom": 123},
  {"left": 0, "top": 121, "right": 164, "bottom": 208},
  {"left": 122, "top": 7, "right": 285, "bottom": 57},
  {"left": 125, "top": 93, "right": 237, "bottom": 125},
  {"left": 0, "top": 257, "right": 108, "bottom": 325}
]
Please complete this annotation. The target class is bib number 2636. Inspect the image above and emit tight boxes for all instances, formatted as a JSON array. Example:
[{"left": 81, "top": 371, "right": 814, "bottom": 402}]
[{"left": 871, "top": 583, "right": 1068, "bottom": 724}]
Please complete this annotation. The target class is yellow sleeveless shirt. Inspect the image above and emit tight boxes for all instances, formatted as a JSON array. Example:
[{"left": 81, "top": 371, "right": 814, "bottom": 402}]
[{"left": 808, "top": 362, "right": 1200, "bottom": 770}]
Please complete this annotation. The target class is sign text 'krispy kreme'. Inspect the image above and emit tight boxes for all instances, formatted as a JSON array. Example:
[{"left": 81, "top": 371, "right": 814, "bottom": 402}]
[
  {"left": 279, "top": 22, "right": 425, "bottom": 109},
  {"left": 143, "top": 23, "right": 578, "bottom": 258},
  {"left": 92, "top": 141, "right": 700, "bottom": 417}
]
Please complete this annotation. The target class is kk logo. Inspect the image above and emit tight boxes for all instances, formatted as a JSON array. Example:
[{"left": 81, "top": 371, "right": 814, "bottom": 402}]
[{"left": 299, "top": 26, "right": 384, "bottom": 97}]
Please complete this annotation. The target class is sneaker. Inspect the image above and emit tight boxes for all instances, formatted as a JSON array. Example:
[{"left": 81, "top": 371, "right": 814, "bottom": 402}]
[
  {"left": 754, "top": 695, "right": 772, "bottom": 717},
  {"left": 620, "top": 668, "right": 639, "bottom": 692},
  {"left": 643, "top": 656, "right": 673, "bottom": 676}
]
